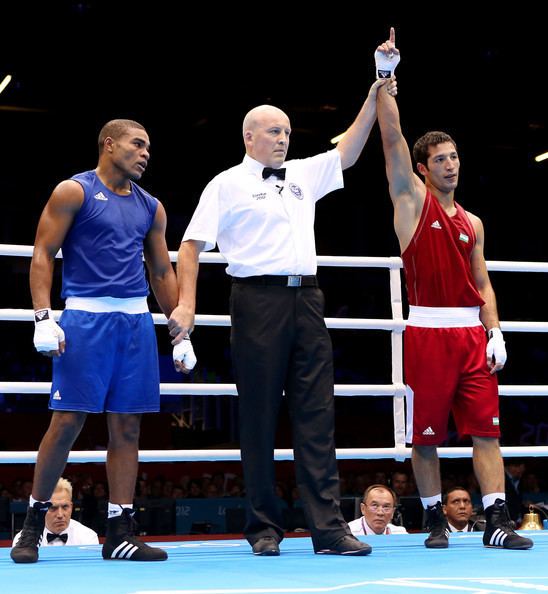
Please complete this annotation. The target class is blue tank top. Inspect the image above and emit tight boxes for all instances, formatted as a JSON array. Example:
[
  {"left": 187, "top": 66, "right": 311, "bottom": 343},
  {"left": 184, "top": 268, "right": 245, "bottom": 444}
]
[{"left": 61, "top": 170, "right": 158, "bottom": 298}]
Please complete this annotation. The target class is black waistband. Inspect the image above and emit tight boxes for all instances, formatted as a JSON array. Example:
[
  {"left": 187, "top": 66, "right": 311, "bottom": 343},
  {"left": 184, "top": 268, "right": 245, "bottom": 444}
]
[{"left": 232, "top": 275, "right": 318, "bottom": 287}]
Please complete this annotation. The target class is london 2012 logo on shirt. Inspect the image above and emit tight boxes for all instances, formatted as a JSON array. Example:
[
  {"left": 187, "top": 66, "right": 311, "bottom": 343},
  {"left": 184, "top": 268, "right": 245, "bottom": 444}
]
[{"left": 289, "top": 183, "right": 303, "bottom": 200}]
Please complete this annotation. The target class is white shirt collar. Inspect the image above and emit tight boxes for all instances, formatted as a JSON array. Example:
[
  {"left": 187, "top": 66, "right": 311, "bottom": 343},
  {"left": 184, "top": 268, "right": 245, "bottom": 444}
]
[
  {"left": 242, "top": 154, "right": 284, "bottom": 178},
  {"left": 362, "top": 517, "right": 390, "bottom": 535}
]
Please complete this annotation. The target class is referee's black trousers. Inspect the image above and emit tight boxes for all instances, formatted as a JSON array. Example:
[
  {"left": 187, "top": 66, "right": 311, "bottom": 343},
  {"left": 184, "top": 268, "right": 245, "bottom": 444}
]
[{"left": 230, "top": 280, "right": 350, "bottom": 550}]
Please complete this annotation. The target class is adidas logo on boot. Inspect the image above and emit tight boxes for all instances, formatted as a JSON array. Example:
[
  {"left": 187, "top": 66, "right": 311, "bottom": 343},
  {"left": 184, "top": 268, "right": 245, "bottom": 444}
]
[
  {"left": 483, "top": 499, "right": 533, "bottom": 550},
  {"left": 102, "top": 508, "right": 167, "bottom": 561}
]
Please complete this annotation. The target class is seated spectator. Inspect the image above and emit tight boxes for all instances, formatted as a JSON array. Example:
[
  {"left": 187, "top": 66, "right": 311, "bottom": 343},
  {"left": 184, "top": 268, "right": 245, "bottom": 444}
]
[
  {"left": 172, "top": 486, "right": 184, "bottom": 499},
  {"left": 163, "top": 480, "right": 174, "bottom": 498},
  {"left": 504, "top": 459, "right": 526, "bottom": 523},
  {"left": 10, "top": 480, "right": 22, "bottom": 499},
  {"left": 211, "top": 473, "right": 226, "bottom": 497},
  {"left": 92, "top": 481, "right": 108, "bottom": 502},
  {"left": 374, "top": 471, "right": 388, "bottom": 486},
  {"left": 339, "top": 476, "right": 350, "bottom": 497},
  {"left": 227, "top": 483, "right": 243, "bottom": 497},
  {"left": 178, "top": 475, "right": 191, "bottom": 494},
  {"left": 406, "top": 472, "right": 418, "bottom": 496},
  {"left": 201, "top": 474, "right": 212, "bottom": 495},
  {"left": 79, "top": 480, "right": 108, "bottom": 534},
  {"left": 354, "top": 473, "right": 371, "bottom": 496},
  {"left": 349, "top": 485, "right": 408, "bottom": 536},
  {"left": 187, "top": 480, "right": 204, "bottom": 498},
  {"left": 206, "top": 484, "right": 219, "bottom": 498},
  {"left": 149, "top": 479, "right": 165, "bottom": 499},
  {"left": 136, "top": 477, "right": 150, "bottom": 499},
  {"left": 13, "top": 478, "right": 99, "bottom": 547},
  {"left": 390, "top": 470, "right": 409, "bottom": 499},
  {"left": 521, "top": 472, "right": 546, "bottom": 504},
  {"left": 443, "top": 487, "right": 484, "bottom": 532},
  {"left": 289, "top": 486, "right": 303, "bottom": 509},
  {"left": 522, "top": 472, "right": 541, "bottom": 495}
]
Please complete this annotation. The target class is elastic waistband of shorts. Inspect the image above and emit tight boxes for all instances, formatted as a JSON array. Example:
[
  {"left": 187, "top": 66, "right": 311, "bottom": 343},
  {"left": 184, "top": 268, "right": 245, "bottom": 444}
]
[
  {"left": 64, "top": 296, "right": 149, "bottom": 314},
  {"left": 407, "top": 305, "right": 483, "bottom": 328}
]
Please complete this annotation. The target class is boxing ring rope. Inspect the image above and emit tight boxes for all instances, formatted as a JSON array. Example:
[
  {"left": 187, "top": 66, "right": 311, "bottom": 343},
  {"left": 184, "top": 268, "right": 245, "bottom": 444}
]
[{"left": 1, "top": 244, "right": 547, "bottom": 464}]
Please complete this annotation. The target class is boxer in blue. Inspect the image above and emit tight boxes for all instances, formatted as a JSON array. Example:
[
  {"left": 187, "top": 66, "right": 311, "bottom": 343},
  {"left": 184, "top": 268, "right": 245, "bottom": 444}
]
[{"left": 11, "top": 119, "right": 196, "bottom": 564}]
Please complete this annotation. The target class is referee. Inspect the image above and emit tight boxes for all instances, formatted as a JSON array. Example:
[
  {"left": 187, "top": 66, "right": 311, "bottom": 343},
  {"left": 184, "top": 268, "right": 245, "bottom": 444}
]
[{"left": 169, "top": 78, "right": 396, "bottom": 556}]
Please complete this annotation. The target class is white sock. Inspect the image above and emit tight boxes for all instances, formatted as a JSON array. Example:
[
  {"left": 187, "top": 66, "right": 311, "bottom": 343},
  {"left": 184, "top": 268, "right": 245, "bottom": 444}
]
[
  {"left": 29, "top": 495, "right": 50, "bottom": 507},
  {"left": 482, "top": 493, "right": 505, "bottom": 510},
  {"left": 108, "top": 503, "right": 133, "bottom": 518},
  {"left": 421, "top": 494, "right": 442, "bottom": 509}
]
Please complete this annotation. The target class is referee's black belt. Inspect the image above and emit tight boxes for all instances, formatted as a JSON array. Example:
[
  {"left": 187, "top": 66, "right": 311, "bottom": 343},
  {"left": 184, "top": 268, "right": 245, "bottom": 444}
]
[{"left": 232, "top": 275, "right": 318, "bottom": 287}]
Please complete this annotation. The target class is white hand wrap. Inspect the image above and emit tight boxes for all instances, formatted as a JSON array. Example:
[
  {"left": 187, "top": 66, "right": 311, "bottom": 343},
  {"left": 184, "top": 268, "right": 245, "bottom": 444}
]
[
  {"left": 486, "top": 327, "right": 507, "bottom": 367},
  {"left": 374, "top": 50, "right": 400, "bottom": 79},
  {"left": 173, "top": 336, "right": 197, "bottom": 371},
  {"left": 33, "top": 308, "right": 65, "bottom": 352}
]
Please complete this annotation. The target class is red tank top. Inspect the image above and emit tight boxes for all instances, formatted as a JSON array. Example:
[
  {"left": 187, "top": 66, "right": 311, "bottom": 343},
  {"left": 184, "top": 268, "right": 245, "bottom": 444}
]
[{"left": 401, "top": 191, "right": 484, "bottom": 307}]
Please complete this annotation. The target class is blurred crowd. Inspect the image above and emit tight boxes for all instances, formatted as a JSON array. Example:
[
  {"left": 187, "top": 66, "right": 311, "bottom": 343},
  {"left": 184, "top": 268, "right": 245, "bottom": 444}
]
[{"left": 3, "top": 458, "right": 547, "bottom": 534}]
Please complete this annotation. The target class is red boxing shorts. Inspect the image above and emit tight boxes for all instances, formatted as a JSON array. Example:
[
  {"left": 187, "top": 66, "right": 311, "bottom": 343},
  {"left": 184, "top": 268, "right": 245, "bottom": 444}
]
[{"left": 404, "top": 319, "right": 500, "bottom": 446}]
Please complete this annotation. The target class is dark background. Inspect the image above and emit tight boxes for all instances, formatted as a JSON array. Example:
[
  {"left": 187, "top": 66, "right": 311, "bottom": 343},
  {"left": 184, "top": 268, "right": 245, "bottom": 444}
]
[{"left": 0, "top": 4, "right": 546, "bottom": 471}]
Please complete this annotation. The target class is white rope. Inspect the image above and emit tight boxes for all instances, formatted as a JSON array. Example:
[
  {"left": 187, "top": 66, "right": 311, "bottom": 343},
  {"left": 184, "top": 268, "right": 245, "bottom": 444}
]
[
  {"left": 0, "top": 309, "right": 405, "bottom": 331},
  {"left": 2, "top": 243, "right": 547, "bottom": 463},
  {"left": 486, "top": 260, "right": 548, "bottom": 273},
  {"left": 0, "top": 382, "right": 399, "bottom": 396},
  {"left": 4, "top": 244, "right": 548, "bottom": 272},
  {"left": 2, "top": 382, "right": 547, "bottom": 397},
  {"left": 0, "top": 244, "right": 399, "bottom": 268},
  {"left": 1, "top": 446, "right": 548, "bottom": 464},
  {"left": 0, "top": 244, "right": 38, "bottom": 257},
  {"left": 2, "top": 308, "right": 548, "bottom": 334}
]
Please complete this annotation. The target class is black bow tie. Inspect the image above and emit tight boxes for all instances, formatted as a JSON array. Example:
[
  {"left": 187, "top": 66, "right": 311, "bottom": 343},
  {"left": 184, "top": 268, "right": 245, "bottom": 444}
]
[
  {"left": 47, "top": 532, "right": 68, "bottom": 543},
  {"left": 262, "top": 167, "right": 286, "bottom": 180}
]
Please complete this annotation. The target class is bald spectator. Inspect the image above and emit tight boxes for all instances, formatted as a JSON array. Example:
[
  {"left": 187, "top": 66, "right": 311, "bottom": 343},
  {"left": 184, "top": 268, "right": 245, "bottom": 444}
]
[
  {"left": 349, "top": 485, "right": 408, "bottom": 536},
  {"left": 443, "top": 487, "right": 484, "bottom": 533},
  {"left": 13, "top": 478, "right": 98, "bottom": 547}
]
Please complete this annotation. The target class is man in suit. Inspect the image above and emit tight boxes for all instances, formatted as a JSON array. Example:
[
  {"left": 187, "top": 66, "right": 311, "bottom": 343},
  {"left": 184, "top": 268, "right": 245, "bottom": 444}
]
[
  {"left": 504, "top": 459, "right": 526, "bottom": 523},
  {"left": 13, "top": 478, "right": 98, "bottom": 547},
  {"left": 443, "top": 487, "right": 484, "bottom": 532}
]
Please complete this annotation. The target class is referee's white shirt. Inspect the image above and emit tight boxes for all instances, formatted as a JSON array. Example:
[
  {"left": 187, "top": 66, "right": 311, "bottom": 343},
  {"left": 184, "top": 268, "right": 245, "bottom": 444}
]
[
  {"left": 13, "top": 518, "right": 99, "bottom": 547},
  {"left": 182, "top": 149, "right": 343, "bottom": 277}
]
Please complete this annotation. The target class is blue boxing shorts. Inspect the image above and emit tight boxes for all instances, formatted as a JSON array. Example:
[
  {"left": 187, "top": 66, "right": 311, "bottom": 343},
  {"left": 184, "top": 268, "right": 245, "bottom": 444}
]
[{"left": 50, "top": 309, "right": 160, "bottom": 413}]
